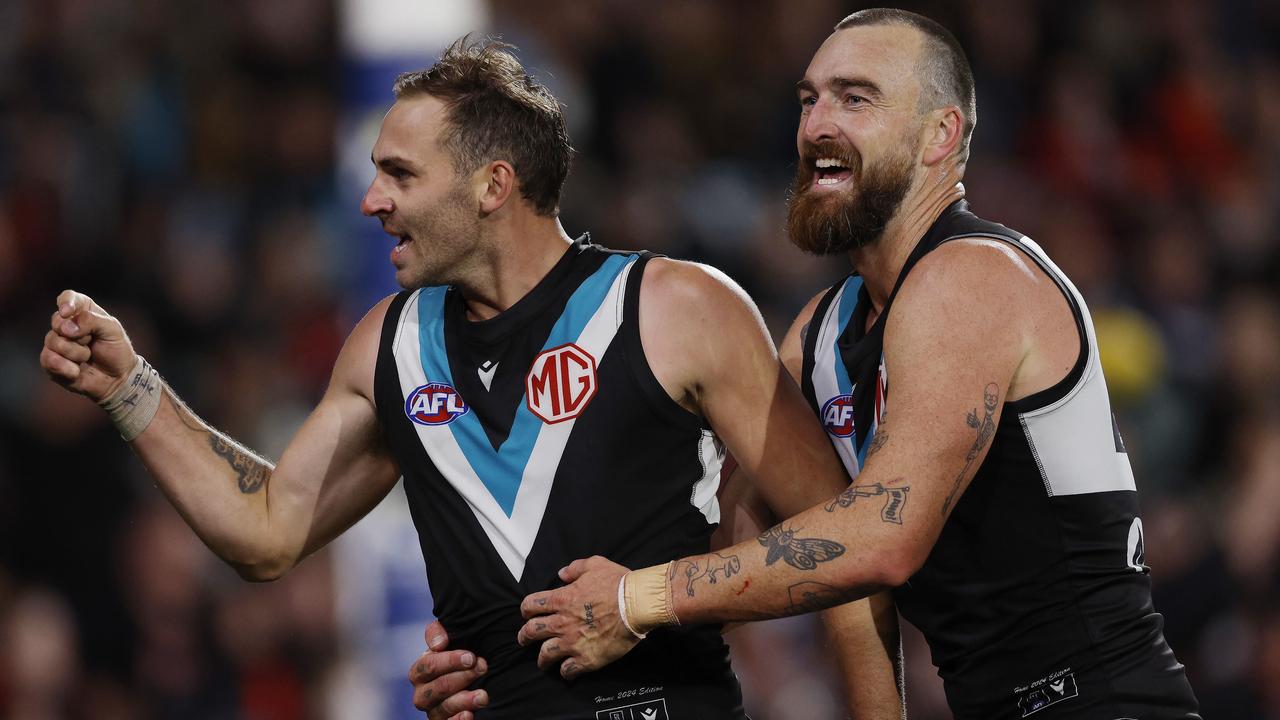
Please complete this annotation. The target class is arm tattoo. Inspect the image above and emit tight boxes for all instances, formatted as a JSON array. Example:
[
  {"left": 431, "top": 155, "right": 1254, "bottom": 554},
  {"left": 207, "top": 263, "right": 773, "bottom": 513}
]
[
  {"left": 670, "top": 552, "right": 742, "bottom": 597},
  {"left": 940, "top": 383, "right": 999, "bottom": 516},
  {"left": 865, "top": 425, "right": 889, "bottom": 459},
  {"left": 784, "top": 581, "right": 862, "bottom": 615},
  {"left": 584, "top": 603, "right": 596, "bottom": 630},
  {"left": 757, "top": 526, "right": 845, "bottom": 570},
  {"left": 210, "top": 435, "right": 272, "bottom": 494},
  {"left": 168, "top": 388, "right": 273, "bottom": 495},
  {"left": 824, "top": 482, "right": 910, "bottom": 524}
]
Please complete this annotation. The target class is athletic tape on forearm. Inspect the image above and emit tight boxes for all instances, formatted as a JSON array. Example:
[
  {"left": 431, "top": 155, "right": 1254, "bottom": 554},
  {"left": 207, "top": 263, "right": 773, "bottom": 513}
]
[
  {"left": 620, "top": 561, "right": 678, "bottom": 638},
  {"left": 98, "top": 355, "right": 163, "bottom": 441}
]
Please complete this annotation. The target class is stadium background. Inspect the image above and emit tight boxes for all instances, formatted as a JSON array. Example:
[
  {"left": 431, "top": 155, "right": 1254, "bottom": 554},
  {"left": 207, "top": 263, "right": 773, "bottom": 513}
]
[{"left": 1, "top": 0, "right": 1278, "bottom": 717}]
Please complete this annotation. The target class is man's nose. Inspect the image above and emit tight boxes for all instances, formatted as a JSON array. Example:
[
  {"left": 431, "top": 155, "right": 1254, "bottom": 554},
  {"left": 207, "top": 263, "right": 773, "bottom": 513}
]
[
  {"left": 801, "top": 99, "right": 839, "bottom": 144},
  {"left": 361, "top": 181, "right": 392, "bottom": 217}
]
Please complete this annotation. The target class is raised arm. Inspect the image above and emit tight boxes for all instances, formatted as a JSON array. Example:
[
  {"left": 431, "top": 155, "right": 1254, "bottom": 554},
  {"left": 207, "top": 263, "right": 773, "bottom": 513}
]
[
  {"left": 519, "top": 240, "right": 1041, "bottom": 676},
  {"left": 40, "top": 290, "right": 402, "bottom": 580}
]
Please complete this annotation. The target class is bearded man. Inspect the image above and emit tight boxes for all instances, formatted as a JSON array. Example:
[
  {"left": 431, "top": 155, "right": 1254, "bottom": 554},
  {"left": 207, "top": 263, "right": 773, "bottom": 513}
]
[
  {"left": 40, "top": 37, "right": 908, "bottom": 720},
  {"left": 519, "top": 9, "right": 1201, "bottom": 719}
]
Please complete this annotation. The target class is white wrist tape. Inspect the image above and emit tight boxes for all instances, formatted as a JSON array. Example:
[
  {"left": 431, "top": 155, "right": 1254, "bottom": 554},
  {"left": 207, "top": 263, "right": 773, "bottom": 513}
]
[
  {"left": 619, "top": 562, "right": 678, "bottom": 639},
  {"left": 99, "top": 355, "right": 163, "bottom": 441}
]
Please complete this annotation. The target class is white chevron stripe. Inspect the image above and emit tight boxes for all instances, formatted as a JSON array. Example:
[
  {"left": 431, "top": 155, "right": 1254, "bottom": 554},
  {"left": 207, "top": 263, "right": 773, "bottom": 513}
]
[
  {"left": 811, "top": 284, "right": 861, "bottom": 478},
  {"left": 392, "top": 261, "right": 637, "bottom": 580}
]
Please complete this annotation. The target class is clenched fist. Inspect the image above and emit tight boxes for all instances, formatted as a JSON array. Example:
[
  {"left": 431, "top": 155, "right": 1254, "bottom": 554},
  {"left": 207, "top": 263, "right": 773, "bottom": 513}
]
[{"left": 40, "top": 290, "right": 137, "bottom": 402}]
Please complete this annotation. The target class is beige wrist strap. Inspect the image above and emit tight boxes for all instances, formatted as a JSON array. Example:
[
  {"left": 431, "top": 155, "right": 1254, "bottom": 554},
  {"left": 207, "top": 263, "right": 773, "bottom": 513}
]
[
  {"left": 619, "top": 561, "right": 679, "bottom": 638},
  {"left": 99, "top": 355, "right": 163, "bottom": 441}
]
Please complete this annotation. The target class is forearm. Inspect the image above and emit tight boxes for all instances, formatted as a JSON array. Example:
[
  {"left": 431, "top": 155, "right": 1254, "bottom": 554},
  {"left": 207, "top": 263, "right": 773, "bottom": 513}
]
[
  {"left": 660, "top": 482, "right": 915, "bottom": 626},
  {"left": 130, "top": 386, "right": 291, "bottom": 579},
  {"left": 43, "top": 291, "right": 396, "bottom": 583},
  {"left": 820, "top": 593, "right": 905, "bottom": 719}
]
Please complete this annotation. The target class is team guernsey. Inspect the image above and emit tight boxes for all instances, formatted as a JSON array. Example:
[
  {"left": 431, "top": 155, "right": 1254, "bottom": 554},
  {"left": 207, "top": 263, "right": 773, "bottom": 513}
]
[
  {"left": 801, "top": 201, "right": 1200, "bottom": 719},
  {"left": 374, "top": 239, "right": 746, "bottom": 720}
]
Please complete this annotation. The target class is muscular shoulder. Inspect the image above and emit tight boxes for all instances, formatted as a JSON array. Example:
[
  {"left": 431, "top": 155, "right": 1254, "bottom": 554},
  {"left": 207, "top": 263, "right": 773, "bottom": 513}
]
[
  {"left": 638, "top": 258, "right": 773, "bottom": 406},
  {"left": 638, "top": 258, "right": 768, "bottom": 346},
  {"left": 891, "top": 237, "right": 1048, "bottom": 336},
  {"left": 639, "top": 257, "right": 756, "bottom": 317},
  {"left": 331, "top": 294, "right": 399, "bottom": 402},
  {"left": 887, "top": 237, "right": 1077, "bottom": 399},
  {"left": 906, "top": 237, "right": 1043, "bottom": 298}
]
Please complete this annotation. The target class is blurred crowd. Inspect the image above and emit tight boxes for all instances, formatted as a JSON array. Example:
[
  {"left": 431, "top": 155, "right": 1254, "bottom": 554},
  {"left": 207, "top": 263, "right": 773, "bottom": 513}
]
[{"left": 1, "top": 0, "right": 1277, "bottom": 718}]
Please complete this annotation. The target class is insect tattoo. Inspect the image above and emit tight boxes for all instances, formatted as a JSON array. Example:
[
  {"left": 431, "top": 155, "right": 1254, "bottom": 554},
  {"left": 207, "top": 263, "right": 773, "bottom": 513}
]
[{"left": 757, "top": 526, "right": 845, "bottom": 570}]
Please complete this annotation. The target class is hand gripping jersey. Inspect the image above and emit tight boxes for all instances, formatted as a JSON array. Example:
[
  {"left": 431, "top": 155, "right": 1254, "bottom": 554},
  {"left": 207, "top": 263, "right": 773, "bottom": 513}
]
[
  {"left": 801, "top": 201, "right": 1200, "bottom": 719},
  {"left": 374, "top": 239, "right": 746, "bottom": 720}
]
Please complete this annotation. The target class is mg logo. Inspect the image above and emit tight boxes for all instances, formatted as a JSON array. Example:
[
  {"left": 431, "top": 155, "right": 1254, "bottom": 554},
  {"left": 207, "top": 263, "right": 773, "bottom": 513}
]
[
  {"left": 526, "top": 343, "right": 598, "bottom": 424},
  {"left": 822, "top": 394, "right": 856, "bottom": 437},
  {"left": 405, "top": 382, "right": 469, "bottom": 426}
]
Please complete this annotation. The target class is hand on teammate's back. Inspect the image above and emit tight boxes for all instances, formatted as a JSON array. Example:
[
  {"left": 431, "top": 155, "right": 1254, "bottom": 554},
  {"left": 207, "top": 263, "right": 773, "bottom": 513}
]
[
  {"left": 40, "top": 290, "right": 137, "bottom": 401},
  {"left": 409, "top": 620, "right": 490, "bottom": 719}
]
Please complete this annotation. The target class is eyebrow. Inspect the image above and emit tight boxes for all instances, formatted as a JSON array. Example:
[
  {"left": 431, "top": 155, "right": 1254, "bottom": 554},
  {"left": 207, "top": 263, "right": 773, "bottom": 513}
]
[
  {"left": 795, "top": 76, "right": 884, "bottom": 99},
  {"left": 371, "top": 153, "right": 418, "bottom": 172}
]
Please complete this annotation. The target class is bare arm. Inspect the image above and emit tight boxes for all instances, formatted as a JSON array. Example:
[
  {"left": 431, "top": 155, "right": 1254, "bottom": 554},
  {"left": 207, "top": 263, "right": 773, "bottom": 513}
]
[
  {"left": 701, "top": 291, "right": 903, "bottom": 717},
  {"left": 778, "top": 296, "right": 904, "bottom": 719},
  {"left": 715, "top": 459, "right": 904, "bottom": 720},
  {"left": 40, "top": 290, "right": 402, "bottom": 580},
  {"left": 519, "top": 240, "right": 1044, "bottom": 675},
  {"left": 517, "top": 261, "right": 902, "bottom": 712},
  {"left": 658, "top": 242, "right": 1029, "bottom": 623}
]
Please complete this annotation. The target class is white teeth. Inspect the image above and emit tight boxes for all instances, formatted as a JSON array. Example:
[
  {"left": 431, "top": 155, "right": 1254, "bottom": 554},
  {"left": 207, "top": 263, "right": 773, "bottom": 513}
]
[
  {"left": 817, "top": 177, "right": 843, "bottom": 185},
  {"left": 815, "top": 158, "right": 847, "bottom": 168}
]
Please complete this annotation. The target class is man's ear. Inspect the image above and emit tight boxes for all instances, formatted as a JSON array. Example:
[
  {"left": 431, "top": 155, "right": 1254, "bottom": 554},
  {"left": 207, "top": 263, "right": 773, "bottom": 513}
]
[
  {"left": 921, "top": 106, "right": 962, "bottom": 167},
  {"left": 477, "top": 160, "right": 517, "bottom": 215}
]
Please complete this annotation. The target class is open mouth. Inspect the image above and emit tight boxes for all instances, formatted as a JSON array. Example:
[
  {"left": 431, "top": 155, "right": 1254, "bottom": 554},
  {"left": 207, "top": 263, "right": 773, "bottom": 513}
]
[
  {"left": 386, "top": 229, "right": 414, "bottom": 262},
  {"left": 812, "top": 157, "right": 853, "bottom": 187},
  {"left": 386, "top": 226, "right": 412, "bottom": 251}
]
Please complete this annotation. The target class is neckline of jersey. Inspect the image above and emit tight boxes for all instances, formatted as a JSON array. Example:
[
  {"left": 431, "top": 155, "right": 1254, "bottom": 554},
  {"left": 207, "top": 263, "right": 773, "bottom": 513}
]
[{"left": 449, "top": 233, "right": 593, "bottom": 347}]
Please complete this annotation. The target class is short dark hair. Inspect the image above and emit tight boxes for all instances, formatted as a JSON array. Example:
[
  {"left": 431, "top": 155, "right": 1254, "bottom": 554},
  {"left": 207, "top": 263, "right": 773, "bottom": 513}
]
[
  {"left": 836, "top": 9, "right": 976, "bottom": 163},
  {"left": 393, "top": 37, "right": 572, "bottom": 216}
]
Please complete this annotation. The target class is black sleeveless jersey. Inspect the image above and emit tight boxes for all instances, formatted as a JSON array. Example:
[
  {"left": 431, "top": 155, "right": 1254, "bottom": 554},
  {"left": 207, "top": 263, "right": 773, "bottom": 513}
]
[
  {"left": 801, "top": 201, "right": 1200, "bottom": 719},
  {"left": 374, "top": 239, "right": 746, "bottom": 720}
]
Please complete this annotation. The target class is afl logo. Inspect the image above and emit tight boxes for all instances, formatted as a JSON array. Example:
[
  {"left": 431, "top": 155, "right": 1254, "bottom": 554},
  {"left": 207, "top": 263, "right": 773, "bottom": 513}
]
[
  {"left": 404, "top": 382, "right": 469, "bottom": 426},
  {"left": 526, "top": 343, "right": 598, "bottom": 424},
  {"left": 822, "top": 394, "right": 856, "bottom": 437}
]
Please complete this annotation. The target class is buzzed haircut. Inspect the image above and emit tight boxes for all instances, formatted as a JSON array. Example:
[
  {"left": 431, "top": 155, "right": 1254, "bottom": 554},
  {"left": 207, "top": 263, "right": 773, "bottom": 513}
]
[
  {"left": 393, "top": 37, "right": 572, "bottom": 216},
  {"left": 836, "top": 8, "right": 977, "bottom": 163}
]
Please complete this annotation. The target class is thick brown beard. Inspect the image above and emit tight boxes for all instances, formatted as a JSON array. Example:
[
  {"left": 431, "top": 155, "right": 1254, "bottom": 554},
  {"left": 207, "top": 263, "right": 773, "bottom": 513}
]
[{"left": 786, "top": 149, "right": 914, "bottom": 255}]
